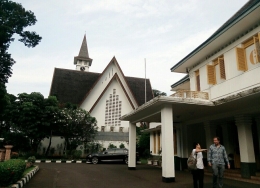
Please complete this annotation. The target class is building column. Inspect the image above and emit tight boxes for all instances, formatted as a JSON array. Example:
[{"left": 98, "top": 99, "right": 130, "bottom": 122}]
[
  {"left": 204, "top": 121, "right": 216, "bottom": 149},
  {"left": 221, "top": 122, "right": 233, "bottom": 155},
  {"left": 128, "top": 122, "right": 136, "bottom": 170},
  {"left": 181, "top": 123, "right": 189, "bottom": 158},
  {"left": 161, "top": 104, "right": 175, "bottom": 182},
  {"left": 4, "top": 145, "right": 13, "bottom": 161},
  {"left": 176, "top": 125, "right": 181, "bottom": 170},
  {"left": 235, "top": 115, "right": 256, "bottom": 178},
  {"left": 255, "top": 117, "right": 260, "bottom": 155}
]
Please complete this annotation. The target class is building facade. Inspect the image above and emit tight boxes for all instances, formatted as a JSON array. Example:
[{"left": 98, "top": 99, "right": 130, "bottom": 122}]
[
  {"left": 121, "top": 0, "right": 260, "bottom": 183},
  {"left": 40, "top": 35, "right": 153, "bottom": 155}
]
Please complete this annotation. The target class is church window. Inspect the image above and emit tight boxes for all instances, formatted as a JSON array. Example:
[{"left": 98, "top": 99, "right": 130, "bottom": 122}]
[{"left": 104, "top": 89, "right": 122, "bottom": 127}]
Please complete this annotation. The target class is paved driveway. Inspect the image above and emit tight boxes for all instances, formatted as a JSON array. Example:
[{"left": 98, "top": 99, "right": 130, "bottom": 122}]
[{"left": 25, "top": 163, "right": 259, "bottom": 188}]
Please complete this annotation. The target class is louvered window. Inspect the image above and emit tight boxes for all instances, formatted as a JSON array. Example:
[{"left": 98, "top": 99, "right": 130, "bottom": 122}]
[
  {"left": 207, "top": 65, "right": 216, "bottom": 85},
  {"left": 253, "top": 33, "right": 260, "bottom": 63},
  {"left": 236, "top": 47, "right": 247, "bottom": 71},
  {"left": 218, "top": 57, "right": 226, "bottom": 79}
]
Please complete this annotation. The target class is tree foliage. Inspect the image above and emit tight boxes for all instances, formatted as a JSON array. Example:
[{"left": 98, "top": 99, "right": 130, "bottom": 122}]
[
  {"left": 59, "top": 107, "right": 98, "bottom": 154},
  {"left": 152, "top": 89, "right": 167, "bottom": 97},
  {"left": 2, "top": 92, "right": 60, "bottom": 152},
  {"left": 0, "top": 0, "right": 42, "bottom": 84}
]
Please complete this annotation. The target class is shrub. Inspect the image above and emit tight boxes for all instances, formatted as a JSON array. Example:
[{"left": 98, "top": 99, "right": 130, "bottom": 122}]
[
  {"left": 0, "top": 159, "right": 26, "bottom": 187},
  {"left": 119, "top": 143, "right": 125, "bottom": 148},
  {"left": 73, "top": 150, "right": 82, "bottom": 159},
  {"left": 27, "top": 156, "right": 36, "bottom": 164},
  {"left": 108, "top": 143, "right": 117, "bottom": 149}
]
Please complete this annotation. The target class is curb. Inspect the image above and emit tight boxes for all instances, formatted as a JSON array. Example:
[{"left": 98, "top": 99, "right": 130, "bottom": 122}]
[
  {"left": 30, "top": 160, "right": 87, "bottom": 163},
  {"left": 11, "top": 165, "right": 39, "bottom": 188}
]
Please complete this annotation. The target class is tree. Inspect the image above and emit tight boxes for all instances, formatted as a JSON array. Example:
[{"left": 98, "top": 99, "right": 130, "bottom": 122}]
[
  {"left": 0, "top": 0, "right": 42, "bottom": 84},
  {"left": 59, "top": 107, "right": 98, "bottom": 155},
  {"left": 152, "top": 89, "right": 167, "bottom": 97},
  {"left": 3, "top": 92, "right": 59, "bottom": 153}
]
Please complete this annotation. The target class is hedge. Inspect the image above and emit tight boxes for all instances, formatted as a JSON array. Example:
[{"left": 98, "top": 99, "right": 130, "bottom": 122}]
[{"left": 0, "top": 159, "right": 26, "bottom": 187}]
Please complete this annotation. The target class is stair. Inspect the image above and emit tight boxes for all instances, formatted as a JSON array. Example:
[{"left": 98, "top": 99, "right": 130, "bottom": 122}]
[{"left": 204, "top": 168, "right": 260, "bottom": 185}]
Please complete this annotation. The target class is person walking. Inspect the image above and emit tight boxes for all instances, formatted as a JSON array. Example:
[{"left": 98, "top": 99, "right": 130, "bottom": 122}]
[
  {"left": 191, "top": 142, "right": 207, "bottom": 188},
  {"left": 208, "top": 137, "right": 230, "bottom": 188}
]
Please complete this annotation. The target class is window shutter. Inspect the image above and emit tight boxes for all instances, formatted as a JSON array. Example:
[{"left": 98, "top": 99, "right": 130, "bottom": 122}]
[
  {"left": 196, "top": 74, "right": 200, "bottom": 91},
  {"left": 236, "top": 47, "right": 247, "bottom": 71},
  {"left": 253, "top": 36, "right": 260, "bottom": 63},
  {"left": 207, "top": 65, "right": 216, "bottom": 85},
  {"left": 218, "top": 57, "right": 226, "bottom": 79}
]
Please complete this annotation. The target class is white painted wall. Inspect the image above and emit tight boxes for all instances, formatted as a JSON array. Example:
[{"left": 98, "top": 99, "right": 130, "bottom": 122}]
[
  {"left": 80, "top": 61, "right": 138, "bottom": 112},
  {"left": 188, "top": 26, "right": 260, "bottom": 101},
  {"left": 96, "top": 140, "right": 129, "bottom": 150},
  {"left": 90, "top": 78, "right": 134, "bottom": 131}
]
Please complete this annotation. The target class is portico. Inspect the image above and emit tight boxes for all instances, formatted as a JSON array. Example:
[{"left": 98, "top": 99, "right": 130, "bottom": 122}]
[{"left": 121, "top": 88, "right": 260, "bottom": 182}]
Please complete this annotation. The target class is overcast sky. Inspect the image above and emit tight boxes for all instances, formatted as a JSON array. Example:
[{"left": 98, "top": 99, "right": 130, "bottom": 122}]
[{"left": 6, "top": 0, "right": 248, "bottom": 97}]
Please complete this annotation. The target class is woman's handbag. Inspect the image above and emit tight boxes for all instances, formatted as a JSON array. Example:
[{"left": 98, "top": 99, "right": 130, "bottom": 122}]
[{"left": 187, "top": 151, "right": 197, "bottom": 170}]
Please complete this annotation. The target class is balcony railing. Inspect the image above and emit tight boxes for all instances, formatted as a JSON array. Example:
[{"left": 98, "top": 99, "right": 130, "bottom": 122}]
[{"left": 171, "top": 90, "right": 209, "bottom": 100}]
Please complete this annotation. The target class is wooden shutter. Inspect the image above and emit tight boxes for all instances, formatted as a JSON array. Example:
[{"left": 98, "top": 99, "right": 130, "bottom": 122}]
[
  {"left": 253, "top": 35, "right": 260, "bottom": 63},
  {"left": 236, "top": 47, "right": 247, "bottom": 71},
  {"left": 218, "top": 57, "right": 226, "bottom": 79},
  {"left": 195, "top": 70, "right": 200, "bottom": 91},
  {"left": 207, "top": 65, "right": 216, "bottom": 85},
  {"left": 153, "top": 133, "right": 156, "bottom": 154}
]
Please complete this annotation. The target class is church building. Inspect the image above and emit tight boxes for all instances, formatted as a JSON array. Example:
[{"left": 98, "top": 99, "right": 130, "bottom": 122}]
[{"left": 48, "top": 35, "right": 153, "bottom": 150}]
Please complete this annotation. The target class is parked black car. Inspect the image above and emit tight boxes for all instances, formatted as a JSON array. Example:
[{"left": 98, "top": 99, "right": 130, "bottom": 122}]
[{"left": 86, "top": 148, "right": 139, "bottom": 164}]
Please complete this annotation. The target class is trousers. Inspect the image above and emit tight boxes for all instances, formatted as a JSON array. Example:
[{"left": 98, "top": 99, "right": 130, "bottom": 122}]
[
  {"left": 212, "top": 164, "right": 225, "bottom": 188},
  {"left": 192, "top": 169, "right": 204, "bottom": 188}
]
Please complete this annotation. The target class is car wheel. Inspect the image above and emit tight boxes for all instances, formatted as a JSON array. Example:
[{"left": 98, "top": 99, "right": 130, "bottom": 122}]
[
  {"left": 125, "top": 157, "right": 128, "bottom": 165},
  {"left": 92, "top": 157, "right": 99, "bottom": 164}
]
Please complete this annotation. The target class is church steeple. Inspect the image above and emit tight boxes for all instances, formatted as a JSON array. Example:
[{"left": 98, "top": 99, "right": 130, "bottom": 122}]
[{"left": 74, "top": 35, "right": 93, "bottom": 72}]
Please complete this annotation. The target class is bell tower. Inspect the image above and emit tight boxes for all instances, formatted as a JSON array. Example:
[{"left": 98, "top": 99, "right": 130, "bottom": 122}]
[{"left": 74, "top": 35, "right": 93, "bottom": 72}]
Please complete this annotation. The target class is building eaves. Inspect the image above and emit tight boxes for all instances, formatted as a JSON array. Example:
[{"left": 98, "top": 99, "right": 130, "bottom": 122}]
[
  {"left": 171, "top": 74, "right": 189, "bottom": 88},
  {"left": 170, "top": 0, "right": 260, "bottom": 72}
]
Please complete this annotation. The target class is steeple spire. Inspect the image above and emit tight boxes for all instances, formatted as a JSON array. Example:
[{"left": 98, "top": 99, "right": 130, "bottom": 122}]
[
  {"left": 74, "top": 34, "right": 93, "bottom": 72},
  {"left": 78, "top": 34, "right": 89, "bottom": 58}
]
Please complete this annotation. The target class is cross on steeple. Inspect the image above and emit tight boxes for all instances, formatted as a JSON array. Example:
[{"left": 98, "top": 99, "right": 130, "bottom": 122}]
[{"left": 74, "top": 34, "right": 93, "bottom": 72}]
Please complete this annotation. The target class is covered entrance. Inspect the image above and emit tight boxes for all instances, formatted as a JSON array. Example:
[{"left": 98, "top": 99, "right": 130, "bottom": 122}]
[{"left": 120, "top": 91, "right": 260, "bottom": 182}]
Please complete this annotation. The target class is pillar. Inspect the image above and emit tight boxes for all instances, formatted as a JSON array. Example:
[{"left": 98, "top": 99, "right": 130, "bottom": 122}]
[
  {"left": 204, "top": 121, "right": 216, "bottom": 149},
  {"left": 235, "top": 115, "right": 256, "bottom": 178},
  {"left": 0, "top": 149, "right": 5, "bottom": 161},
  {"left": 161, "top": 104, "right": 175, "bottom": 182},
  {"left": 180, "top": 123, "right": 189, "bottom": 170},
  {"left": 4, "top": 145, "right": 13, "bottom": 161},
  {"left": 128, "top": 122, "right": 136, "bottom": 170},
  {"left": 221, "top": 122, "right": 233, "bottom": 155},
  {"left": 255, "top": 117, "right": 260, "bottom": 155},
  {"left": 176, "top": 125, "right": 181, "bottom": 170}
]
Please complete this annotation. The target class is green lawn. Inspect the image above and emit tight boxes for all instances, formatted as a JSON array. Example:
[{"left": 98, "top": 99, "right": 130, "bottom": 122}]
[{"left": 23, "top": 166, "right": 35, "bottom": 176}]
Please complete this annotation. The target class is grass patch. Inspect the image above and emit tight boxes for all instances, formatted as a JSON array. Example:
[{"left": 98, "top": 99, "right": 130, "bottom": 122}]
[{"left": 22, "top": 166, "right": 35, "bottom": 176}]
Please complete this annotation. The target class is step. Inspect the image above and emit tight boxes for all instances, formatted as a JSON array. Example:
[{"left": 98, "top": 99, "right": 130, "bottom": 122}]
[{"left": 204, "top": 172, "right": 260, "bottom": 185}]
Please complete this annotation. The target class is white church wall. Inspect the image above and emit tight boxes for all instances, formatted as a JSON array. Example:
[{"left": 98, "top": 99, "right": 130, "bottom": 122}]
[
  {"left": 97, "top": 140, "right": 129, "bottom": 150},
  {"left": 80, "top": 61, "right": 138, "bottom": 112},
  {"left": 90, "top": 78, "right": 134, "bottom": 132},
  {"left": 38, "top": 136, "right": 65, "bottom": 155}
]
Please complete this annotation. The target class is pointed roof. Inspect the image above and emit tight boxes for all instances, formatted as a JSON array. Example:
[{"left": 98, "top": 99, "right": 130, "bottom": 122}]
[
  {"left": 78, "top": 35, "right": 89, "bottom": 58},
  {"left": 74, "top": 34, "right": 93, "bottom": 65}
]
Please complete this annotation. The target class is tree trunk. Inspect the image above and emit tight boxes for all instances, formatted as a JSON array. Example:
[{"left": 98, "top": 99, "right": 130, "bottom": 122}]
[{"left": 45, "top": 130, "right": 52, "bottom": 156}]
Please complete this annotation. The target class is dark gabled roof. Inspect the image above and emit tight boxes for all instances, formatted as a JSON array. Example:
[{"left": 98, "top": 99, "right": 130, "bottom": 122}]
[
  {"left": 49, "top": 68, "right": 153, "bottom": 107},
  {"left": 125, "top": 76, "right": 154, "bottom": 106},
  {"left": 171, "top": 75, "right": 189, "bottom": 88},
  {"left": 170, "top": 0, "right": 260, "bottom": 72},
  {"left": 49, "top": 68, "right": 100, "bottom": 105}
]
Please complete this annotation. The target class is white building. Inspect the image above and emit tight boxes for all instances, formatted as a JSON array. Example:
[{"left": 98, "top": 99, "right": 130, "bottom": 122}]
[
  {"left": 121, "top": 0, "right": 260, "bottom": 183},
  {"left": 45, "top": 35, "right": 153, "bottom": 153}
]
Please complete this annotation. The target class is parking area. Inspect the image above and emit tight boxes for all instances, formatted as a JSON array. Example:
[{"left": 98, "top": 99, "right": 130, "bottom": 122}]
[{"left": 25, "top": 163, "right": 259, "bottom": 188}]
